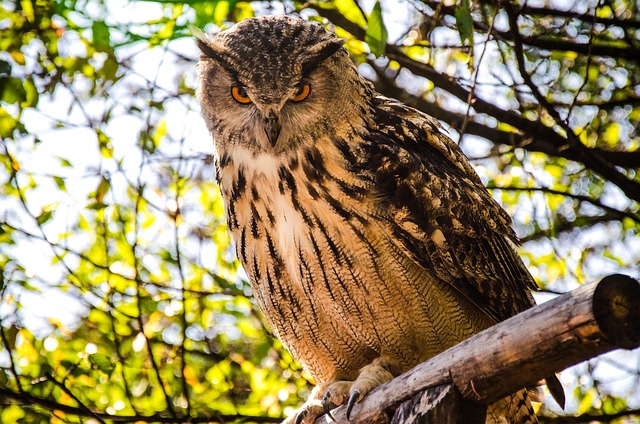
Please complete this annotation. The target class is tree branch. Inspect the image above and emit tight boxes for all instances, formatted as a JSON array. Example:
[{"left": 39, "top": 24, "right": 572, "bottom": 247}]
[
  {"left": 315, "top": 275, "right": 640, "bottom": 423},
  {"left": 370, "top": 63, "right": 640, "bottom": 170},
  {"left": 519, "top": 211, "right": 628, "bottom": 243},
  {"left": 510, "top": 34, "right": 640, "bottom": 61},
  {"left": 519, "top": 5, "right": 640, "bottom": 31},
  {"left": 39, "top": 373, "right": 108, "bottom": 424},
  {"left": 0, "top": 387, "right": 282, "bottom": 423},
  {"left": 486, "top": 185, "right": 640, "bottom": 225},
  {"left": 538, "top": 408, "right": 640, "bottom": 424},
  {"left": 0, "top": 320, "right": 24, "bottom": 395},
  {"left": 503, "top": 2, "right": 640, "bottom": 203},
  {"left": 417, "top": 0, "right": 640, "bottom": 59}
]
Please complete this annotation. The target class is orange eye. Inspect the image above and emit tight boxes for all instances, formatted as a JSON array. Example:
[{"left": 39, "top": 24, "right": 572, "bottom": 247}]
[
  {"left": 231, "top": 86, "right": 252, "bottom": 104},
  {"left": 291, "top": 84, "right": 311, "bottom": 102}
]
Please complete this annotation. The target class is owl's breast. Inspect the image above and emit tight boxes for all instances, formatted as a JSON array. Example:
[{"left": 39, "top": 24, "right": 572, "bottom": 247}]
[
  {"left": 216, "top": 143, "right": 385, "bottom": 379},
  {"left": 217, "top": 143, "right": 362, "bottom": 285},
  {"left": 218, "top": 146, "right": 314, "bottom": 279},
  {"left": 214, "top": 141, "right": 486, "bottom": 382}
]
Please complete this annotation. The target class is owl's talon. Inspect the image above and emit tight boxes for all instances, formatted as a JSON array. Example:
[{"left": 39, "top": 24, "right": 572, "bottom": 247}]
[
  {"left": 325, "top": 410, "right": 336, "bottom": 423},
  {"left": 294, "top": 409, "right": 307, "bottom": 424},
  {"left": 322, "top": 391, "right": 336, "bottom": 421},
  {"left": 346, "top": 390, "right": 361, "bottom": 420}
]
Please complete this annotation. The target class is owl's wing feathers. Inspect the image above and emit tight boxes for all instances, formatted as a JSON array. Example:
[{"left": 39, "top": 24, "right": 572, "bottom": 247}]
[{"left": 364, "top": 96, "right": 537, "bottom": 322}]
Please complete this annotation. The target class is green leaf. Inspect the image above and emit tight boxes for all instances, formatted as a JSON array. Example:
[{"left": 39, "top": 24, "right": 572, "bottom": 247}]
[
  {"left": 89, "top": 353, "right": 116, "bottom": 375},
  {"left": 212, "top": 1, "right": 234, "bottom": 27},
  {"left": 20, "top": 0, "right": 35, "bottom": 23},
  {"left": 95, "top": 176, "right": 110, "bottom": 203},
  {"left": 0, "top": 59, "right": 11, "bottom": 76},
  {"left": 365, "top": 1, "right": 387, "bottom": 57},
  {"left": 22, "top": 77, "right": 39, "bottom": 108},
  {"left": 86, "top": 201, "right": 108, "bottom": 210},
  {"left": 455, "top": 0, "right": 474, "bottom": 46},
  {"left": 101, "top": 55, "right": 119, "bottom": 82},
  {"left": 312, "top": 0, "right": 367, "bottom": 29},
  {"left": 190, "top": 1, "right": 239, "bottom": 28},
  {"left": 97, "top": 129, "right": 113, "bottom": 158},
  {"left": 0, "top": 77, "right": 26, "bottom": 105},
  {"left": 92, "top": 21, "right": 112, "bottom": 53},
  {"left": 336, "top": 0, "right": 367, "bottom": 28},
  {"left": 1, "top": 405, "right": 26, "bottom": 423},
  {"left": 233, "top": 1, "right": 254, "bottom": 22},
  {"left": 57, "top": 156, "right": 73, "bottom": 167},
  {"left": 0, "top": 108, "right": 18, "bottom": 139},
  {"left": 36, "top": 209, "right": 53, "bottom": 225},
  {"left": 148, "top": 119, "right": 166, "bottom": 153},
  {"left": 53, "top": 176, "right": 66, "bottom": 190},
  {"left": 602, "top": 122, "right": 619, "bottom": 148}
]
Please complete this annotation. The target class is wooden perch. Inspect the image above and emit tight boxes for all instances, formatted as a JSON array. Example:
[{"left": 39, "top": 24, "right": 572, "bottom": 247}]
[{"left": 314, "top": 274, "right": 640, "bottom": 423}]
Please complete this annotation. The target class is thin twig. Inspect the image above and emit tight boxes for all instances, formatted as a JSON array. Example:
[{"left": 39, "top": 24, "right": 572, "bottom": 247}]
[
  {"left": 39, "top": 373, "right": 108, "bottom": 424},
  {"left": 566, "top": 0, "right": 601, "bottom": 121}
]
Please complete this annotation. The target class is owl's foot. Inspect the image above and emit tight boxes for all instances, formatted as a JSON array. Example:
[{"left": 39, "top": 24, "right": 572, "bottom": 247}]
[
  {"left": 291, "top": 402, "right": 323, "bottom": 424},
  {"left": 322, "top": 357, "right": 397, "bottom": 420},
  {"left": 283, "top": 384, "right": 327, "bottom": 424},
  {"left": 288, "top": 382, "right": 357, "bottom": 424},
  {"left": 287, "top": 358, "right": 399, "bottom": 423}
]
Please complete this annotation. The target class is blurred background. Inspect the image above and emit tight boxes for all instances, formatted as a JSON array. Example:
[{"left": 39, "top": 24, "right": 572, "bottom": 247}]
[{"left": 0, "top": 0, "right": 639, "bottom": 422}]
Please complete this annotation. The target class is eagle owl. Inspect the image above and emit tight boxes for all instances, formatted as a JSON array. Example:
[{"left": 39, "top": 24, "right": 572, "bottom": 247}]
[{"left": 196, "top": 15, "right": 561, "bottom": 424}]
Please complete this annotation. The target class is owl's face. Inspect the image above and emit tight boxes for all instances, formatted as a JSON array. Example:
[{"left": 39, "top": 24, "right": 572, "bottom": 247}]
[{"left": 196, "top": 16, "right": 369, "bottom": 154}]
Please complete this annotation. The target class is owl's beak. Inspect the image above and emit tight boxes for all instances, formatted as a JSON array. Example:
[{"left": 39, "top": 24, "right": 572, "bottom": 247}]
[{"left": 264, "top": 112, "right": 281, "bottom": 147}]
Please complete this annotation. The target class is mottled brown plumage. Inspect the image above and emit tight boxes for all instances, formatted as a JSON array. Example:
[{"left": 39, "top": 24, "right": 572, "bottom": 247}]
[{"left": 196, "top": 15, "right": 558, "bottom": 423}]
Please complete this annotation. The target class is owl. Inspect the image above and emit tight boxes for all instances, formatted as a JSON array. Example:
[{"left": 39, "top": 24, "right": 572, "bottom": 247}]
[{"left": 196, "top": 15, "right": 562, "bottom": 424}]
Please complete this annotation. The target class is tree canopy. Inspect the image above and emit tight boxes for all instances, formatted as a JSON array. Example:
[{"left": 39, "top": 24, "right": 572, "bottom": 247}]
[{"left": 0, "top": 0, "right": 639, "bottom": 423}]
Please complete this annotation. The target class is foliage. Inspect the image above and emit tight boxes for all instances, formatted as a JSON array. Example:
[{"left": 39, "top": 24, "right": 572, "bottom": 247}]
[{"left": 0, "top": 0, "right": 638, "bottom": 423}]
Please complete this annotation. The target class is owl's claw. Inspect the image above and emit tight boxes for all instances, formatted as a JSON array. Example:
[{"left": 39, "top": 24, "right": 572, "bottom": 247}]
[
  {"left": 346, "top": 390, "right": 361, "bottom": 420},
  {"left": 294, "top": 410, "right": 307, "bottom": 424},
  {"left": 288, "top": 359, "right": 397, "bottom": 423},
  {"left": 322, "top": 391, "right": 337, "bottom": 422},
  {"left": 320, "top": 380, "right": 352, "bottom": 421}
]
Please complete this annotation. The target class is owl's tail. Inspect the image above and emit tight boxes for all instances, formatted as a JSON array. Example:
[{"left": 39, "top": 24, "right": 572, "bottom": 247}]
[{"left": 486, "top": 389, "right": 538, "bottom": 424}]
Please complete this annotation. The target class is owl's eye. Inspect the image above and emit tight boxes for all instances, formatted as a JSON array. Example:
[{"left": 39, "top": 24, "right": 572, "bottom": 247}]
[
  {"left": 231, "top": 86, "right": 252, "bottom": 104},
  {"left": 291, "top": 84, "right": 311, "bottom": 102}
]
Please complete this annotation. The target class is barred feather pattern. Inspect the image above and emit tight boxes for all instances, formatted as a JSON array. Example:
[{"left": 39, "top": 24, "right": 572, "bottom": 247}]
[
  {"left": 487, "top": 390, "right": 538, "bottom": 424},
  {"left": 197, "top": 15, "right": 541, "bottom": 423}
]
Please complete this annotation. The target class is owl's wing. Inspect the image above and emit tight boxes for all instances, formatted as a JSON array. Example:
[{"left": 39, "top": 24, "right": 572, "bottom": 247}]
[{"left": 364, "top": 96, "right": 537, "bottom": 322}]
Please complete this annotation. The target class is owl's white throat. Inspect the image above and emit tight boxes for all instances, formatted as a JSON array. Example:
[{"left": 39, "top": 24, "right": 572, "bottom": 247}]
[{"left": 221, "top": 145, "right": 307, "bottom": 283}]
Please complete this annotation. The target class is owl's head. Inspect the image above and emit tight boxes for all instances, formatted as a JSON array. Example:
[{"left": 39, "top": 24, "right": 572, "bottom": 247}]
[{"left": 196, "top": 16, "right": 371, "bottom": 153}]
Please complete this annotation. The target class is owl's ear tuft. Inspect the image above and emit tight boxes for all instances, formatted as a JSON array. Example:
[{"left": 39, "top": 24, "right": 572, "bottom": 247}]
[
  {"left": 302, "top": 38, "right": 346, "bottom": 74},
  {"left": 196, "top": 38, "right": 225, "bottom": 61},
  {"left": 192, "top": 27, "right": 226, "bottom": 61}
]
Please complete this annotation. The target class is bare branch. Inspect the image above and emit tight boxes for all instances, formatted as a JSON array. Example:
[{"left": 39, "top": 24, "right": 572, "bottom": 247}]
[
  {"left": 39, "top": 373, "right": 108, "bottom": 424},
  {"left": 0, "top": 387, "right": 282, "bottom": 423},
  {"left": 369, "top": 64, "right": 640, "bottom": 170},
  {"left": 315, "top": 275, "right": 640, "bottom": 423},
  {"left": 502, "top": 2, "right": 640, "bottom": 203},
  {"left": 520, "top": 5, "right": 640, "bottom": 31}
]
